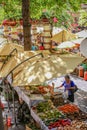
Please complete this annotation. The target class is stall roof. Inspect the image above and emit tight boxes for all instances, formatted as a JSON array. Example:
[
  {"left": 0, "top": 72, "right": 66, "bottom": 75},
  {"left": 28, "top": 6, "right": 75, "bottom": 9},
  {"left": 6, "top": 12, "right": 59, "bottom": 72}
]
[
  {"left": 71, "top": 38, "right": 84, "bottom": 44},
  {"left": 12, "top": 54, "right": 85, "bottom": 86},
  {"left": 51, "top": 30, "right": 77, "bottom": 43},
  {"left": 0, "top": 50, "right": 51, "bottom": 78},
  {"left": 0, "top": 43, "right": 23, "bottom": 55},
  {"left": 57, "top": 41, "right": 75, "bottom": 49},
  {"left": 76, "top": 30, "right": 87, "bottom": 38}
]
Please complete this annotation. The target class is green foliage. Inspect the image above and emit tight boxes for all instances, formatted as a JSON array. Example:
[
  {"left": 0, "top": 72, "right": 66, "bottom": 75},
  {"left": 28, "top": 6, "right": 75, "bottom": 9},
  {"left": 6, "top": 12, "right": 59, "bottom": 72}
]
[
  {"left": 0, "top": 6, "right": 4, "bottom": 23},
  {"left": 78, "top": 10, "right": 87, "bottom": 27},
  {"left": 3, "top": 0, "right": 22, "bottom": 20},
  {"left": 0, "top": 0, "right": 87, "bottom": 28}
]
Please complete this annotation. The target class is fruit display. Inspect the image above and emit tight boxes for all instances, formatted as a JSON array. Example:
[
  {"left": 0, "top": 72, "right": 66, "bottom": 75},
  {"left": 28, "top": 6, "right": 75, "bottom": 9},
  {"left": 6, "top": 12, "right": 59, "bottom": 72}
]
[
  {"left": 58, "top": 104, "right": 79, "bottom": 114},
  {"left": 38, "top": 86, "right": 49, "bottom": 94},
  {"left": 48, "top": 119, "right": 71, "bottom": 129},
  {"left": 38, "top": 85, "right": 59, "bottom": 95}
]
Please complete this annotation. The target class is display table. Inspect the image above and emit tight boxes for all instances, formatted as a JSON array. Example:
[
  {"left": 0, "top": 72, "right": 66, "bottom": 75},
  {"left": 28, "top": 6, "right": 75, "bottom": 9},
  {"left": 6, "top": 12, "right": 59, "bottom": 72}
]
[{"left": 14, "top": 87, "right": 49, "bottom": 130}]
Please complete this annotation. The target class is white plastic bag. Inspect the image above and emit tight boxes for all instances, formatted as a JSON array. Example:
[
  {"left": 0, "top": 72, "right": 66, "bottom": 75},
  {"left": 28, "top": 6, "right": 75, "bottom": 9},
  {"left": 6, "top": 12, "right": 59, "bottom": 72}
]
[{"left": 63, "top": 90, "right": 68, "bottom": 100}]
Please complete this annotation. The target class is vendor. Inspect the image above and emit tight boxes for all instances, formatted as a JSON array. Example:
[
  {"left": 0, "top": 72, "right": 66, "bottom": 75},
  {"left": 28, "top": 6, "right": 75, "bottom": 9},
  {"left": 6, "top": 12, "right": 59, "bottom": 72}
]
[
  {"left": 17, "top": 98, "right": 31, "bottom": 127},
  {"left": 57, "top": 75, "right": 76, "bottom": 102}
]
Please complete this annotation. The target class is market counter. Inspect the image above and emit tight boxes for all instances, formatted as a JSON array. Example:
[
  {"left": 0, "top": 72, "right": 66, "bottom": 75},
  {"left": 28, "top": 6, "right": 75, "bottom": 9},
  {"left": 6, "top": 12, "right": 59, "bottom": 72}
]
[
  {"left": 14, "top": 86, "right": 87, "bottom": 130},
  {"left": 14, "top": 87, "right": 49, "bottom": 130}
]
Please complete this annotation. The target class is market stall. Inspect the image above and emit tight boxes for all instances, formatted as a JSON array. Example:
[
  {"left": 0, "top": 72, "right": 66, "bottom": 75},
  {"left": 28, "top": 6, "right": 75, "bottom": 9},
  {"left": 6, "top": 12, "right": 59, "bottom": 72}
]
[
  {"left": 5, "top": 54, "right": 85, "bottom": 130},
  {"left": 0, "top": 50, "right": 86, "bottom": 130},
  {"left": 51, "top": 30, "right": 77, "bottom": 44},
  {"left": 71, "top": 37, "right": 87, "bottom": 81},
  {"left": 13, "top": 79, "right": 87, "bottom": 130}
]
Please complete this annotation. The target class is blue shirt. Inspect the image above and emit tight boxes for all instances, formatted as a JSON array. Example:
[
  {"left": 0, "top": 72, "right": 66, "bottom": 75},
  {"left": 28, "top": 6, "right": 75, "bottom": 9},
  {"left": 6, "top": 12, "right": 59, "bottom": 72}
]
[
  {"left": 31, "top": 45, "right": 37, "bottom": 51},
  {"left": 62, "top": 80, "right": 75, "bottom": 95}
]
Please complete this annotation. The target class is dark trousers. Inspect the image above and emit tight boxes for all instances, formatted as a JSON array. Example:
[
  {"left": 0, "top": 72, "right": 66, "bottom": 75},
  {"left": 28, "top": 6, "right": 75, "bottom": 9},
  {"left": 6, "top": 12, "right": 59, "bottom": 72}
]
[{"left": 68, "top": 94, "right": 74, "bottom": 102}]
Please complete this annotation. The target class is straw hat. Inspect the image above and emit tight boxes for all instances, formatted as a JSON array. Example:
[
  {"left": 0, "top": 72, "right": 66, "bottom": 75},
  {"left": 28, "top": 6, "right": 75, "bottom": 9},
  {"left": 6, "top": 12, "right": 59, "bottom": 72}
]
[{"left": 80, "top": 38, "right": 87, "bottom": 58}]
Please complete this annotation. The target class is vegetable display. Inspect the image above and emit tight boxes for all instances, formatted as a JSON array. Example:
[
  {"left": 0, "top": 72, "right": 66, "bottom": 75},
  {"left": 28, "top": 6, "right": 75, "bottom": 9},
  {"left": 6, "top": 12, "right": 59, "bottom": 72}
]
[
  {"left": 48, "top": 119, "right": 71, "bottom": 129},
  {"left": 58, "top": 104, "right": 79, "bottom": 114},
  {"left": 58, "top": 120, "right": 87, "bottom": 130},
  {"left": 66, "top": 110, "right": 87, "bottom": 121},
  {"left": 36, "top": 100, "right": 54, "bottom": 113},
  {"left": 35, "top": 100, "right": 65, "bottom": 126},
  {"left": 38, "top": 109, "right": 65, "bottom": 124}
]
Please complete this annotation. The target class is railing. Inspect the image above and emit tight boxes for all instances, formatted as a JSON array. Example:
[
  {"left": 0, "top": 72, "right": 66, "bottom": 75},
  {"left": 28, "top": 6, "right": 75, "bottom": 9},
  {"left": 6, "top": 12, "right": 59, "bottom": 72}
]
[
  {"left": 0, "top": 48, "right": 18, "bottom": 71},
  {"left": 1, "top": 53, "right": 43, "bottom": 84}
]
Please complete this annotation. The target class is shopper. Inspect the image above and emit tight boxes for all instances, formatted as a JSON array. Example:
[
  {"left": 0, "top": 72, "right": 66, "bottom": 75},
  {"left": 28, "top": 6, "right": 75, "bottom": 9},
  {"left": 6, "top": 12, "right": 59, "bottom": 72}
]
[
  {"left": 17, "top": 98, "right": 31, "bottom": 127},
  {"left": 39, "top": 42, "right": 45, "bottom": 50},
  {"left": 31, "top": 44, "right": 38, "bottom": 51},
  {"left": 57, "top": 75, "right": 76, "bottom": 102}
]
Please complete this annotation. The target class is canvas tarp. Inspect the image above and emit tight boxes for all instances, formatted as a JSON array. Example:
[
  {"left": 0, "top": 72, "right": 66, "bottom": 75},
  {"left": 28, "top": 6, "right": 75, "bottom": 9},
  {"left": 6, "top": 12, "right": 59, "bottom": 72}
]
[
  {"left": 76, "top": 30, "right": 87, "bottom": 38},
  {"left": 0, "top": 43, "right": 23, "bottom": 55},
  {"left": 12, "top": 54, "right": 85, "bottom": 86},
  {"left": 0, "top": 50, "right": 51, "bottom": 78},
  {"left": 57, "top": 41, "right": 76, "bottom": 49}
]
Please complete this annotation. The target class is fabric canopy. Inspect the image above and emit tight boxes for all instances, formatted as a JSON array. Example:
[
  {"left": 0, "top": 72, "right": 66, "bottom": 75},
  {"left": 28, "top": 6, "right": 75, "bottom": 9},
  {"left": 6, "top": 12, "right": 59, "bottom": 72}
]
[
  {"left": 12, "top": 54, "right": 85, "bottom": 86},
  {"left": 0, "top": 43, "right": 23, "bottom": 55},
  {"left": 51, "top": 30, "right": 77, "bottom": 43},
  {"left": 0, "top": 50, "right": 51, "bottom": 78},
  {"left": 71, "top": 38, "right": 84, "bottom": 45},
  {"left": 0, "top": 38, "right": 6, "bottom": 45},
  {"left": 57, "top": 41, "right": 75, "bottom": 49},
  {"left": 76, "top": 30, "right": 87, "bottom": 38}
]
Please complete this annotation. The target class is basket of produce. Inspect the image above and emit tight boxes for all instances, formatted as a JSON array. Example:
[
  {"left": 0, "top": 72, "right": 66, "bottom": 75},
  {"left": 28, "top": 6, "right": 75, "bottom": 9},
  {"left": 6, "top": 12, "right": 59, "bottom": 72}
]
[{"left": 51, "top": 92, "right": 64, "bottom": 107}]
